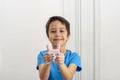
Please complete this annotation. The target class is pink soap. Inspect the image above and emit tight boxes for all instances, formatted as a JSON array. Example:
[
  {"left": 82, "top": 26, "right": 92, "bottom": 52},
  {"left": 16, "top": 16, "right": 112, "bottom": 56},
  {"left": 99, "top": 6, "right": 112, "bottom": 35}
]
[{"left": 47, "top": 44, "right": 60, "bottom": 61}]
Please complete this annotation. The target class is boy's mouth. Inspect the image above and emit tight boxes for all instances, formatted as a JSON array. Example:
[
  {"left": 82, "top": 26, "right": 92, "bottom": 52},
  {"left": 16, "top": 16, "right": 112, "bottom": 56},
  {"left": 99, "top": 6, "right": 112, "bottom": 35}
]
[
  {"left": 53, "top": 38, "right": 63, "bottom": 41},
  {"left": 53, "top": 39, "right": 63, "bottom": 41}
]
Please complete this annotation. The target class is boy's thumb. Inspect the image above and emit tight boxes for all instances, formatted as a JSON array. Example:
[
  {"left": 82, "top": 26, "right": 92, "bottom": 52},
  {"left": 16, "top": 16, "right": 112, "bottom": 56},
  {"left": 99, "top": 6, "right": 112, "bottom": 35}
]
[{"left": 46, "top": 45, "right": 51, "bottom": 52}]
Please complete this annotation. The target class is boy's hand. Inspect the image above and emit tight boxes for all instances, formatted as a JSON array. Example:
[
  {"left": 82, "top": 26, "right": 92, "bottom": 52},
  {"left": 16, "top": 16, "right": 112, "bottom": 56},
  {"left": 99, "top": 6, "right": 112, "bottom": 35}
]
[
  {"left": 44, "top": 44, "right": 62, "bottom": 64},
  {"left": 43, "top": 52, "right": 53, "bottom": 64},
  {"left": 55, "top": 52, "right": 64, "bottom": 65}
]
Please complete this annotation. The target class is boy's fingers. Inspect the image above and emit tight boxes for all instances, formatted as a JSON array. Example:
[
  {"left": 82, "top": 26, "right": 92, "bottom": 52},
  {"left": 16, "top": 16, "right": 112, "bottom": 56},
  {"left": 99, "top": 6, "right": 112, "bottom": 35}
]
[{"left": 56, "top": 53, "right": 63, "bottom": 56}]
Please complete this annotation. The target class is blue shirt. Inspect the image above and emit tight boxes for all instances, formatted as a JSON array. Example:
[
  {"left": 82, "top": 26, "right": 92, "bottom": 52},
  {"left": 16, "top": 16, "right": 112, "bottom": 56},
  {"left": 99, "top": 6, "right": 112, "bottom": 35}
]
[{"left": 36, "top": 49, "right": 82, "bottom": 80}]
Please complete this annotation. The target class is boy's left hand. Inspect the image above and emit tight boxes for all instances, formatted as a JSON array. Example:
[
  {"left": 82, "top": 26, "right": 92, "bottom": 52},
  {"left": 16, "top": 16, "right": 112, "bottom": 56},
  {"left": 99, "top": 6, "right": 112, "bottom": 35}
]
[{"left": 55, "top": 52, "right": 64, "bottom": 65}]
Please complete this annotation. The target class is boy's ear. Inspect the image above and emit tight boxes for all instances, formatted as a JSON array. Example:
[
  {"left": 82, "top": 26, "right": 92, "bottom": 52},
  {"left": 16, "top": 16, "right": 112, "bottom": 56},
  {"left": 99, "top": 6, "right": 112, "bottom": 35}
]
[
  {"left": 66, "top": 35, "right": 70, "bottom": 42},
  {"left": 67, "top": 35, "right": 70, "bottom": 39}
]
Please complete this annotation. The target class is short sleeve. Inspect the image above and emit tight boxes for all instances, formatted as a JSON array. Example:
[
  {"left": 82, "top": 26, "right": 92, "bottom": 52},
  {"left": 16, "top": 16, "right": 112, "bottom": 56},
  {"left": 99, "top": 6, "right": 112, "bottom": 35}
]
[
  {"left": 70, "top": 53, "right": 82, "bottom": 72},
  {"left": 36, "top": 50, "right": 46, "bottom": 70}
]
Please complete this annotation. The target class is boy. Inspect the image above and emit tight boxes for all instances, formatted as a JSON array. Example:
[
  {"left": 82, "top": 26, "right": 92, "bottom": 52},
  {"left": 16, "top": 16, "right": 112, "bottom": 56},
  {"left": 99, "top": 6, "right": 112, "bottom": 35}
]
[{"left": 36, "top": 16, "right": 82, "bottom": 80}]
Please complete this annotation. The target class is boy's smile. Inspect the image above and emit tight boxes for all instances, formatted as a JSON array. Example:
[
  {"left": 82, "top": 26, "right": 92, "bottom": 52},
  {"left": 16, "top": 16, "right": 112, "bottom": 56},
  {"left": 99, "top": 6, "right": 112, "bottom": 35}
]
[
  {"left": 48, "top": 20, "right": 70, "bottom": 48},
  {"left": 53, "top": 37, "right": 63, "bottom": 41}
]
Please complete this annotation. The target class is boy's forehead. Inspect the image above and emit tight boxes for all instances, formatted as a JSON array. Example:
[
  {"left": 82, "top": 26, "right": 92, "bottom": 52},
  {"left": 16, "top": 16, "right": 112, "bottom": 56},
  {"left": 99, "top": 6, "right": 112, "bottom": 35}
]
[
  {"left": 49, "top": 27, "right": 66, "bottom": 30},
  {"left": 50, "top": 20, "right": 63, "bottom": 25},
  {"left": 49, "top": 21, "right": 66, "bottom": 29}
]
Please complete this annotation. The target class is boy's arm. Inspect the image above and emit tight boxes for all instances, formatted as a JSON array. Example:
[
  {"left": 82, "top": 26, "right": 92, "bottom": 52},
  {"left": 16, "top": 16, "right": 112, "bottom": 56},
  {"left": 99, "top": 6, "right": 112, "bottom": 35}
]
[
  {"left": 58, "top": 63, "right": 77, "bottom": 80},
  {"left": 55, "top": 51, "right": 77, "bottom": 80},
  {"left": 38, "top": 45, "right": 53, "bottom": 80},
  {"left": 38, "top": 51, "right": 53, "bottom": 80},
  {"left": 38, "top": 63, "right": 51, "bottom": 80}
]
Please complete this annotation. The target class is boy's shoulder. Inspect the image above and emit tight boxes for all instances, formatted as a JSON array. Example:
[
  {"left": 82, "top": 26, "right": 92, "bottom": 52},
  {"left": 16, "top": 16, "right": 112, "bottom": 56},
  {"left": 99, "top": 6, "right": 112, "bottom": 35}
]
[
  {"left": 40, "top": 50, "right": 47, "bottom": 53},
  {"left": 38, "top": 50, "right": 47, "bottom": 55},
  {"left": 66, "top": 49, "right": 79, "bottom": 56}
]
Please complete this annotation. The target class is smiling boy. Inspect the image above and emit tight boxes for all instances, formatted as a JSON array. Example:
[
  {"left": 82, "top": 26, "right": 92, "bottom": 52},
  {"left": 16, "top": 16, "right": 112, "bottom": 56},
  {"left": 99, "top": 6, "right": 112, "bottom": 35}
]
[{"left": 37, "top": 16, "right": 82, "bottom": 80}]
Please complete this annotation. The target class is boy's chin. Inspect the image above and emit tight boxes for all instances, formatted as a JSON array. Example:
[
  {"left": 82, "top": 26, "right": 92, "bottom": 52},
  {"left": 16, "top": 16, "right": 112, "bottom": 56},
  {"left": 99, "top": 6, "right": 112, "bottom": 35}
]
[{"left": 53, "top": 44, "right": 61, "bottom": 48}]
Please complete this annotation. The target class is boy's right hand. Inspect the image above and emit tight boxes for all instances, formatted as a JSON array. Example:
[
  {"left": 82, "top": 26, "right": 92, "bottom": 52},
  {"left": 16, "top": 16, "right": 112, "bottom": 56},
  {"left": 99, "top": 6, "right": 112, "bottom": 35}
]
[
  {"left": 43, "top": 52, "right": 53, "bottom": 64},
  {"left": 44, "top": 44, "right": 60, "bottom": 64}
]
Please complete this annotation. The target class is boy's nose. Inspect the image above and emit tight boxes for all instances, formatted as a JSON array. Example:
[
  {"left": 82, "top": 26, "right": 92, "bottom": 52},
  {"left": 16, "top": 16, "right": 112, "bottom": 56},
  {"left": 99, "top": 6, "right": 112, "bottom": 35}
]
[{"left": 55, "top": 31, "right": 60, "bottom": 36}]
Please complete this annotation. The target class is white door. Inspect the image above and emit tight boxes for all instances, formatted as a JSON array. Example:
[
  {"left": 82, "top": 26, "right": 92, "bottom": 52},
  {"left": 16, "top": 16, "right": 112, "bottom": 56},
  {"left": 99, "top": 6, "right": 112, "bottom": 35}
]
[
  {"left": 75, "top": 0, "right": 120, "bottom": 80},
  {"left": 95, "top": 0, "right": 120, "bottom": 80}
]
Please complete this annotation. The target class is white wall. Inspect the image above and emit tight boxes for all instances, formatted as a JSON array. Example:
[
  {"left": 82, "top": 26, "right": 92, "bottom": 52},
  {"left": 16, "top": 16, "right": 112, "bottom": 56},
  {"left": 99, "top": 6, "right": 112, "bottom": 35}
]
[
  {"left": 99, "top": 0, "right": 120, "bottom": 80},
  {"left": 0, "top": 0, "right": 78, "bottom": 80},
  {"left": 0, "top": 0, "right": 64, "bottom": 80}
]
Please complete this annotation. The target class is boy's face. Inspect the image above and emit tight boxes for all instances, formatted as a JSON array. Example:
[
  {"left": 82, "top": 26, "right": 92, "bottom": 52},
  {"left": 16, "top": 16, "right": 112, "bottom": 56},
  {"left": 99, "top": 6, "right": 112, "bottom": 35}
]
[{"left": 48, "top": 20, "right": 70, "bottom": 48}]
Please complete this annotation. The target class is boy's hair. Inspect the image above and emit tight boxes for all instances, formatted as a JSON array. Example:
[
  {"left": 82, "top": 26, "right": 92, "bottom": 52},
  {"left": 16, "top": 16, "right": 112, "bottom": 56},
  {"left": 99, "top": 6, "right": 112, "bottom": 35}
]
[{"left": 45, "top": 16, "right": 70, "bottom": 37}]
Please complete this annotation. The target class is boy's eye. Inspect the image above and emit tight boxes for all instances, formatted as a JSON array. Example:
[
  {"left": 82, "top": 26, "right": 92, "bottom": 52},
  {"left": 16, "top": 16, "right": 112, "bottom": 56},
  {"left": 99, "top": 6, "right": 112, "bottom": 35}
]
[
  {"left": 50, "top": 30, "right": 56, "bottom": 33},
  {"left": 60, "top": 30, "right": 65, "bottom": 33},
  {"left": 50, "top": 29, "right": 65, "bottom": 33}
]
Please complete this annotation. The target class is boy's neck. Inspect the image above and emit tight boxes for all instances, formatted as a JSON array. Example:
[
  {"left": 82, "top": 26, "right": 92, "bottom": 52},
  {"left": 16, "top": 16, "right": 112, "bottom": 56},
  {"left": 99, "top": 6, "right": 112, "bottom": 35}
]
[{"left": 60, "top": 49, "right": 66, "bottom": 54}]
